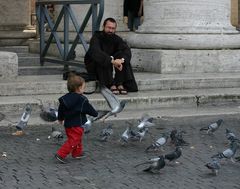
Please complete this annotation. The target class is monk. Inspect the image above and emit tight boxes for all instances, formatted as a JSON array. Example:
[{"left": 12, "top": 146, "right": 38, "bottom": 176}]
[{"left": 84, "top": 17, "right": 138, "bottom": 95}]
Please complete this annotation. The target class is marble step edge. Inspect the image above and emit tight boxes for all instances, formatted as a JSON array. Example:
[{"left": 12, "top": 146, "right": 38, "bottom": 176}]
[
  {"left": 1, "top": 105, "right": 240, "bottom": 128},
  {"left": 1, "top": 87, "right": 240, "bottom": 113},
  {"left": 2, "top": 73, "right": 240, "bottom": 96}
]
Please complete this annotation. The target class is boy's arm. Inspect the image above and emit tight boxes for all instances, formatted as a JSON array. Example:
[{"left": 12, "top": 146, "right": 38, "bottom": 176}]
[
  {"left": 57, "top": 100, "right": 65, "bottom": 122},
  {"left": 82, "top": 100, "right": 98, "bottom": 117}
]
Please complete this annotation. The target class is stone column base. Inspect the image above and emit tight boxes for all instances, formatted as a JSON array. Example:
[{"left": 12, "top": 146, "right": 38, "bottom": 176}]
[
  {"left": 127, "top": 33, "right": 240, "bottom": 49},
  {"left": 131, "top": 49, "right": 240, "bottom": 74},
  {"left": 0, "top": 30, "right": 36, "bottom": 46},
  {"left": 0, "top": 52, "right": 18, "bottom": 81}
]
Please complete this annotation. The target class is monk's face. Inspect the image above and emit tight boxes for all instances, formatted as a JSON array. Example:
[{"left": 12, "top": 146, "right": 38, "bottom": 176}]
[{"left": 103, "top": 21, "right": 117, "bottom": 35}]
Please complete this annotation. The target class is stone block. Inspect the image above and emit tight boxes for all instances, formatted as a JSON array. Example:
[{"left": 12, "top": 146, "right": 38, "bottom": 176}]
[
  {"left": 0, "top": 51, "right": 18, "bottom": 81},
  {"left": 131, "top": 49, "right": 240, "bottom": 74}
]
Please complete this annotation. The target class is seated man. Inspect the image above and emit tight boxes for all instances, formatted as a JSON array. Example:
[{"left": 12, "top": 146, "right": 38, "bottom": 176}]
[{"left": 84, "top": 17, "right": 138, "bottom": 95}]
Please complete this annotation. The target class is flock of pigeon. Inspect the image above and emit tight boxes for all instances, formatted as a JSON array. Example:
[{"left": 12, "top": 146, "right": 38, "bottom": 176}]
[
  {"left": 201, "top": 119, "right": 240, "bottom": 175},
  {"left": 0, "top": 85, "right": 240, "bottom": 176}
]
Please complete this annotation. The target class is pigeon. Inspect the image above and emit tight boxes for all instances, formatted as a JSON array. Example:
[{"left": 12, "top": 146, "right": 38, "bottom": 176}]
[
  {"left": 38, "top": 99, "right": 58, "bottom": 122},
  {"left": 225, "top": 129, "right": 238, "bottom": 143},
  {"left": 120, "top": 127, "right": 130, "bottom": 145},
  {"left": 145, "top": 133, "right": 169, "bottom": 152},
  {"left": 40, "top": 107, "right": 58, "bottom": 122},
  {"left": 99, "top": 124, "right": 113, "bottom": 142},
  {"left": 134, "top": 155, "right": 166, "bottom": 173},
  {"left": 170, "top": 129, "right": 178, "bottom": 144},
  {"left": 82, "top": 110, "right": 109, "bottom": 134},
  {"left": 200, "top": 119, "right": 223, "bottom": 134},
  {"left": 170, "top": 129, "right": 188, "bottom": 147},
  {"left": 205, "top": 158, "right": 221, "bottom": 176},
  {"left": 15, "top": 103, "right": 32, "bottom": 131},
  {"left": 164, "top": 147, "right": 182, "bottom": 162},
  {"left": 100, "top": 85, "right": 127, "bottom": 121},
  {"left": 82, "top": 116, "right": 94, "bottom": 134},
  {"left": 51, "top": 126, "right": 64, "bottom": 141},
  {"left": 135, "top": 128, "right": 148, "bottom": 142},
  {"left": 211, "top": 141, "right": 238, "bottom": 162},
  {"left": 137, "top": 113, "right": 155, "bottom": 130}
]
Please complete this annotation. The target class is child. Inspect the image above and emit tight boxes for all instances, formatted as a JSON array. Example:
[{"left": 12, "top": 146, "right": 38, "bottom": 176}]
[{"left": 55, "top": 73, "right": 98, "bottom": 163}]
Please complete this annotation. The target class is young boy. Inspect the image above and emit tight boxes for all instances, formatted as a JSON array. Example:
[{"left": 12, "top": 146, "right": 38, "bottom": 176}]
[{"left": 55, "top": 73, "right": 98, "bottom": 163}]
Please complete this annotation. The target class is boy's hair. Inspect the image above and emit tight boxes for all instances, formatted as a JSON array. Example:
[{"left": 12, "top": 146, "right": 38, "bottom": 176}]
[{"left": 67, "top": 72, "right": 85, "bottom": 92}]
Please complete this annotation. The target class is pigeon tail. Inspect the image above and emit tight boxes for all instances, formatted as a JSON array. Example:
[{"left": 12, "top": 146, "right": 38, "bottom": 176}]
[
  {"left": 235, "top": 156, "right": 240, "bottom": 162},
  {"left": 211, "top": 153, "right": 225, "bottom": 159},
  {"left": 145, "top": 145, "right": 154, "bottom": 152},
  {"left": 142, "top": 167, "right": 153, "bottom": 173},
  {"left": 200, "top": 126, "right": 208, "bottom": 131}
]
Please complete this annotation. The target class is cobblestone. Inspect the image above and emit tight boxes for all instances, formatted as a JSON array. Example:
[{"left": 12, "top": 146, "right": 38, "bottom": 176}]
[{"left": 0, "top": 115, "right": 240, "bottom": 189}]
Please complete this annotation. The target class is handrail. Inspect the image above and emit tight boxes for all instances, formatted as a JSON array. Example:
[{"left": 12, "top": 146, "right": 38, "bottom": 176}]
[{"left": 36, "top": 0, "right": 104, "bottom": 68}]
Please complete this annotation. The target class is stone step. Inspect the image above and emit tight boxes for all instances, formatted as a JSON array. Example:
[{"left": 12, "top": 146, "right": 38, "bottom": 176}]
[
  {"left": 2, "top": 73, "right": 240, "bottom": 96},
  {"left": 18, "top": 66, "right": 65, "bottom": 76},
  {"left": 1, "top": 104, "right": 239, "bottom": 127},
  {"left": 0, "top": 46, "right": 29, "bottom": 53},
  {"left": 1, "top": 86, "right": 240, "bottom": 115}
]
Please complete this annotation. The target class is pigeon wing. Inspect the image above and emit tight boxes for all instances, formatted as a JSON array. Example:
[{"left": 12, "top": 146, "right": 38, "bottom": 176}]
[
  {"left": 140, "top": 113, "right": 153, "bottom": 122},
  {"left": 100, "top": 86, "right": 121, "bottom": 111},
  {"left": 93, "top": 110, "right": 109, "bottom": 122}
]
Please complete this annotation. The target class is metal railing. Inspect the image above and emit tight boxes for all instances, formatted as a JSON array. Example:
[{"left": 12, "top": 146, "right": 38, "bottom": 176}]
[{"left": 36, "top": 0, "right": 104, "bottom": 68}]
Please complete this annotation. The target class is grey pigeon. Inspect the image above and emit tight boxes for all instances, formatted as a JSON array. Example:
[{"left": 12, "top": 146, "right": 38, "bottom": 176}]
[
  {"left": 99, "top": 124, "right": 113, "bottom": 142},
  {"left": 200, "top": 119, "right": 223, "bottom": 134},
  {"left": 82, "top": 110, "right": 109, "bottom": 134},
  {"left": 40, "top": 107, "right": 58, "bottom": 122},
  {"left": 82, "top": 116, "right": 94, "bottom": 134},
  {"left": 145, "top": 133, "right": 169, "bottom": 152},
  {"left": 100, "top": 85, "right": 127, "bottom": 121},
  {"left": 51, "top": 126, "right": 64, "bottom": 141},
  {"left": 134, "top": 128, "right": 148, "bottom": 142},
  {"left": 134, "top": 155, "right": 166, "bottom": 173},
  {"left": 205, "top": 158, "right": 221, "bottom": 176},
  {"left": 38, "top": 99, "right": 58, "bottom": 122},
  {"left": 164, "top": 147, "right": 182, "bottom": 162},
  {"left": 211, "top": 141, "right": 238, "bottom": 162},
  {"left": 120, "top": 126, "right": 130, "bottom": 145},
  {"left": 137, "top": 113, "right": 155, "bottom": 130},
  {"left": 16, "top": 104, "right": 32, "bottom": 130},
  {"left": 170, "top": 129, "right": 178, "bottom": 144},
  {"left": 169, "top": 129, "right": 189, "bottom": 147},
  {"left": 225, "top": 128, "right": 238, "bottom": 143}
]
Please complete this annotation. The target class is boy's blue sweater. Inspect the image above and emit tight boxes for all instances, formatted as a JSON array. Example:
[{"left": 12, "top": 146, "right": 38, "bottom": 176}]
[{"left": 58, "top": 92, "right": 98, "bottom": 128}]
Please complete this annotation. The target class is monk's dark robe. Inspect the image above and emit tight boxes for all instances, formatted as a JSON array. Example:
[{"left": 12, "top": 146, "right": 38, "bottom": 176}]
[{"left": 84, "top": 31, "right": 138, "bottom": 92}]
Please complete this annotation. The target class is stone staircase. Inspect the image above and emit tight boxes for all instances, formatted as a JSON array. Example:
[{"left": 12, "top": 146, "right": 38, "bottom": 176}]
[{"left": 1, "top": 46, "right": 240, "bottom": 126}]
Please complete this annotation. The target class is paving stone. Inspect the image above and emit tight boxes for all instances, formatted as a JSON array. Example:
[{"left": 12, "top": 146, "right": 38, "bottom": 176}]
[{"left": 0, "top": 115, "right": 240, "bottom": 188}]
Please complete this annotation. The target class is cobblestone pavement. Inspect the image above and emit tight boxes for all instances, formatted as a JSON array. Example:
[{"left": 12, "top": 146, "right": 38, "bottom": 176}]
[{"left": 0, "top": 114, "right": 240, "bottom": 189}]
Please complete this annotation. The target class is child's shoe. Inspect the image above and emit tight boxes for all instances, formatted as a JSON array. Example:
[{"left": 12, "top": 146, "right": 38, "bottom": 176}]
[
  {"left": 73, "top": 152, "right": 86, "bottom": 159},
  {"left": 55, "top": 154, "right": 67, "bottom": 164}
]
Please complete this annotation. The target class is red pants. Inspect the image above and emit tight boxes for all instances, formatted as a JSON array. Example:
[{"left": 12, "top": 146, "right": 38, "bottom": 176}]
[{"left": 57, "top": 127, "right": 84, "bottom": 158}]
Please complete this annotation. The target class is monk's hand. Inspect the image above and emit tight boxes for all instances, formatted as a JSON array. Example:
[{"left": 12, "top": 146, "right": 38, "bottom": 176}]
[{"left": 113, "top": 59, "right": 123, "bottom": 71}]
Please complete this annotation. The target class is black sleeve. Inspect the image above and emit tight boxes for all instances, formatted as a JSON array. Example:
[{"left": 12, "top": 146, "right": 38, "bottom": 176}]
[
  {"left": 88, "top": 34, "right": 112, "bottom": 67},
  {"left": 113, "top": 37, "right": 132, "bottom": 63},
  {"left": 81, "top": 100, "right": 98, "bottom": 117},
  {"left": 57, "top": 100, "right": 65, "bottom": 121}
]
